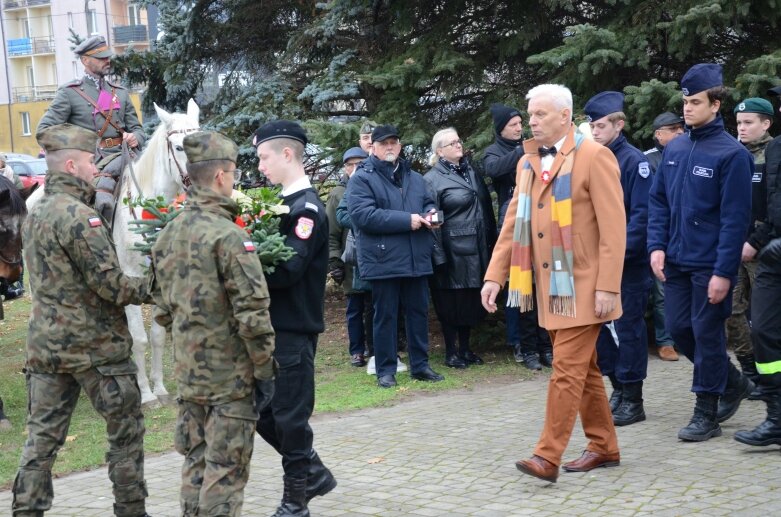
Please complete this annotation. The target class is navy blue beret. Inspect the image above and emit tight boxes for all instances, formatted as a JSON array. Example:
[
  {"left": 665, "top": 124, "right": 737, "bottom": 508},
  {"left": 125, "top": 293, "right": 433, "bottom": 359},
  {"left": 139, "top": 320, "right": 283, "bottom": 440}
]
[
  {"left": 583, "top": 91, "right": 624, "bottom": 122},
  {"left": 681, "top": 63, "right": 722, "bottom": 96}
]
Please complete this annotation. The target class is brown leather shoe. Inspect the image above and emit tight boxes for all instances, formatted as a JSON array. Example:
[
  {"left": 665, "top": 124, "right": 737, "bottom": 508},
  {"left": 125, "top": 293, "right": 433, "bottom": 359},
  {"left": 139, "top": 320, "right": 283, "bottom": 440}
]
[
  {"left": 515, "top": 455, "right": 558, "bottom": 483},
  {"left": 562, "top": 450, "right": 620, "bottom": 472},
  {"left": 658, "top": 346, "right": 679, "bottom": 361}
]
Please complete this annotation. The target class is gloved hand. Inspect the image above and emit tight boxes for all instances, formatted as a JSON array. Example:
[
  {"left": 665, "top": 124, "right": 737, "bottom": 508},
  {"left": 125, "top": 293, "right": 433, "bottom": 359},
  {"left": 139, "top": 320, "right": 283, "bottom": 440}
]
[
  {"left": 254, "top": 378, "right": 276, "bottom": 413},
  {"left": 329, "top": 266, "right": 345, "bottom": 285},
  {"left": 759, "top": 237, "right": 781, "bottom": 264}
]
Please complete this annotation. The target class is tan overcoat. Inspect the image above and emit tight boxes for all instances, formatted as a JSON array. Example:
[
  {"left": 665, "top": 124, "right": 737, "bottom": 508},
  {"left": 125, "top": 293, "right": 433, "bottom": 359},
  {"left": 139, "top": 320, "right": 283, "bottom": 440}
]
[{"left": 484, "top": 125, "right": 626, "bottom": 330}]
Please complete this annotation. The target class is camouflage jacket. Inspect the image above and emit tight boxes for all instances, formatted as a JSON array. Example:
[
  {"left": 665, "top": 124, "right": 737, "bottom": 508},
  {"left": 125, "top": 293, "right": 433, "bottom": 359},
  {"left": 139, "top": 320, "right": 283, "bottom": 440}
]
[
  {"left": 23, "top": 171, "right": 152, "bottom": 374},
  {"left": 37, "top": 75, "right": 145, "bottom": 157},
  {"left": 151, "top": 185, "right": 275, "bottom": 405}
]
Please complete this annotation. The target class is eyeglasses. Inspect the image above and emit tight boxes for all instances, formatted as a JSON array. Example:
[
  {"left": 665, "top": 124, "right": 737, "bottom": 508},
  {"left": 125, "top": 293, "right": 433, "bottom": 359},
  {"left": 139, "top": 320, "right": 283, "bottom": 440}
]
[
  {"left": 223, "top": 169, "right": 242, "bottom": 183},
  {"left": 441, "top": 139, "right": 463, "bottom": 148},
  {"left": 657, "top": 126, "right": 683, "bottom": 133}
]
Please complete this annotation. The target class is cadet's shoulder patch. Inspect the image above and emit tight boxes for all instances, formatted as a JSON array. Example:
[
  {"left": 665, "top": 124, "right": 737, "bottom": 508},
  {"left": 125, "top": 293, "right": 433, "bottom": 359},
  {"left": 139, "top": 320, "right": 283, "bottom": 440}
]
[
  {"left": 88, "top": 216, "right": 102, "bottom": 228},
  {"left": 304, "top": 201, "right": 319, "bottom": 213},
  {"left": 295, "top": 216, "right": 314, "bottom": 240},
  {"left": 638, "top": 162, "right": 650, "bottom": 178},
  {"left": 243, "top": 241, "right": 256, "bottom": 252}
]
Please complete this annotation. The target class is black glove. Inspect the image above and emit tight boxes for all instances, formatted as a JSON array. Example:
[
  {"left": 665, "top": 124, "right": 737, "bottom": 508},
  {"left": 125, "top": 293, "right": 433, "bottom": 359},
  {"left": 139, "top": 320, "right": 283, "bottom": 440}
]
[
  {"left": 329, "top": 266, "right": 345, "bottom": 285},
  {"left": 758, "top": 237, "right": 781, "bottom": 264},
  {"left": 254, "top": 378, "right": 276, "bottom": 413}
]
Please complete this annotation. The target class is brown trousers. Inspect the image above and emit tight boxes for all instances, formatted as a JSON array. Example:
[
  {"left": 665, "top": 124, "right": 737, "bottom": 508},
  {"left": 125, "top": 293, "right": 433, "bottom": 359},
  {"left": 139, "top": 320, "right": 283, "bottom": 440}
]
[{"left": 534, "top": 324, "right": 619, "bottom": 466}]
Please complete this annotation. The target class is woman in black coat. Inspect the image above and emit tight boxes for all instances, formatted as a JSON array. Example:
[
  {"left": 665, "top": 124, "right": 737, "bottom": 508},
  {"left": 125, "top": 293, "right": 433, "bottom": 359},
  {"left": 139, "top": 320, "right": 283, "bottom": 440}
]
[{"left": 424, "top": 128, "right": 498, "bottom": 368}]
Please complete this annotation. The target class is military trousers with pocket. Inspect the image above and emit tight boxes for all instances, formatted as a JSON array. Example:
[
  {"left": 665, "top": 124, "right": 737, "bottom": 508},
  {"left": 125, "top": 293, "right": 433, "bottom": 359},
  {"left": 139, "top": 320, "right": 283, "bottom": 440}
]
[
  {"left": 725, "top": 260, "right": 758, "bottom": 358},
  {"left": 12, "top": 367, "right": 147, "bottom": 517},
  {"left": 175, "top": 396, "right": 257, "bottom": 517}
]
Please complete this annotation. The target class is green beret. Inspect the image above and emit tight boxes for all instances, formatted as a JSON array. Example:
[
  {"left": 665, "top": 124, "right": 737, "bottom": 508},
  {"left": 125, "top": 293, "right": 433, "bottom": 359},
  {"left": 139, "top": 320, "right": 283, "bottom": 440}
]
[
  {"left": 734, "top": 98, "right": 774, "bottom": 116},
  {"left": 36, "top": 123, "right": 98, "bottom": 153},
  {"left": 183, "top": 131, "right": 238, "bottom": 164}
]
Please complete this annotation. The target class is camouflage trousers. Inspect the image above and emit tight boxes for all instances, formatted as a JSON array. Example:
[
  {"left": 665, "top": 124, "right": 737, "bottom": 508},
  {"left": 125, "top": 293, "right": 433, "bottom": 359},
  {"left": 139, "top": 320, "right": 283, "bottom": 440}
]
[
  {"left": 726, "top": 260, "right": 758, "bottom": 358},
  {"left": 12, "top": 369, "right": 147, "bottom": 517},
  {"left": 175, "top": 396, "right": 257, "bottom": 517}
]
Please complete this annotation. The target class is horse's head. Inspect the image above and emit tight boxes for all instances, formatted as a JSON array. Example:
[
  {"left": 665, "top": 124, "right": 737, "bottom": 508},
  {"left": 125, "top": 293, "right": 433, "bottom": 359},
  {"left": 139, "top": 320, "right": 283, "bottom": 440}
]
[
  {"left": 153, "top": 99, "right": 200, "bottom": 194},
  {"left": 0, "top": 178, "right": 36, "bottom": 283}
]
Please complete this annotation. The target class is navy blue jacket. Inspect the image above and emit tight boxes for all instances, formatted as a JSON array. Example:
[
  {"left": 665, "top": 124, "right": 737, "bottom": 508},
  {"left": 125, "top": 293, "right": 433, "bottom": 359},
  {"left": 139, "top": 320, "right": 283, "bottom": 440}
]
[
  {"left": 346, "top": 155, "right": 436, "bottom": 280},
  {"left": 608, "top": 133, "right": 651, "bottom": 269},
  {"left": 647, "top": 115, "right": 753, "bottom": 278}
]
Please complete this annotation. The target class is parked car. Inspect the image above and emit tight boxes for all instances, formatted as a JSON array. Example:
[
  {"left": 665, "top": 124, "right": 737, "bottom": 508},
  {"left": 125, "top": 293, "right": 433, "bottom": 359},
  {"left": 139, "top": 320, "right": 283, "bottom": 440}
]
[
  {"left": 1, "top": 152, "right": 37, "bottom": 161},
  {"left": 7, "top": 158, "right": 47, "bottom": 188}
]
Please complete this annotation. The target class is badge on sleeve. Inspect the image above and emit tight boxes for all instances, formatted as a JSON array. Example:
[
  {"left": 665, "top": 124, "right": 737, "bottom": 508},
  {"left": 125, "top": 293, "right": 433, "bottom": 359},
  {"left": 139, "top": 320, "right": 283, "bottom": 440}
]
[
  {"left": 88, "top": 216, "right": 102, "bottom": 228},
  {"left": 243, "top": 241, "right": 256, "bottom": 252},
  {"left": 295, "top": 216, "right": 314, "bottom": 240},
  {"left": 638, "top": 162, "right": 650, "bottom": 178}
]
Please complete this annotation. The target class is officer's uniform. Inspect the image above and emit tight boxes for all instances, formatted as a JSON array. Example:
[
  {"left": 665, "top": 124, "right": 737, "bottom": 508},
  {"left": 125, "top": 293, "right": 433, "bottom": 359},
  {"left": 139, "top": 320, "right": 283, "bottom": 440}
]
[
  {"left": 583, "top": 93, "right": 652, "bottom": 410},
  {"left": 151, "top": 132, "right": 276, "bottom": 516},
  {"left": 37, "top": 36, "right": 144, "bottom": 221},
  {"left": 647, "top": 65, "right": 753, "bottom": 440},
  {"left": 12, "top": 124, "right": 151, "bottom": 517}
]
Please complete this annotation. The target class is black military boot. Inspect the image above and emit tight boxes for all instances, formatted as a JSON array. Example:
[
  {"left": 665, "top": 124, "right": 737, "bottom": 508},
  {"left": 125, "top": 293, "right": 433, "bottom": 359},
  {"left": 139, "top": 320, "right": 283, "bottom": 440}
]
[
  {"left": 736, "top": 353, "right": 763, "bottom": 400},
  {"left": 521, "top": 351, "right": 542, "bottom": 371},
  {"left": 678, "top": 393, "right": 722, "bottom": 442},
  {"left": 444, "top": 341, "right": 467, "bottom": 369},
  {"left": 608, "top": 375, "right": 623, "bottom": 413},
  {"left": 305, "top": 450, "right": 337, "bottom": 503},
  {"left": 271, "top": 476, "right": 310, "bottom": 517},
  {"left": 734, "top": 394, "right": 781, "bottom": 446},
  {"left": 717, "top": 361, "right": 755, "bottom": 423},
  {"left": 613, "top": 381, "right": 646, "bottom": 426}
]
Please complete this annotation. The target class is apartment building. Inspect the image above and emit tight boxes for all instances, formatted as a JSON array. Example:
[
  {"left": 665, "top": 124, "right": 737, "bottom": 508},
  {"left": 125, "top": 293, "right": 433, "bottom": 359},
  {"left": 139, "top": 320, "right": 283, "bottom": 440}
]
[{"left": 0, "top": 0, "right": 156, "bottom": 154}]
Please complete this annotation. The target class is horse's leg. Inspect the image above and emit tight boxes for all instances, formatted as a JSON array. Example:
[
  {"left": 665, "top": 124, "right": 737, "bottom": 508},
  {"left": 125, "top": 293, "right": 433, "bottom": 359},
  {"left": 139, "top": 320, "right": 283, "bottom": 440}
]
[
  {"left": 149, "top": 320, "right": 170, "bottom": 403},
  {"left": 125, "top": 304, "right": 159, "bottom": 407}
]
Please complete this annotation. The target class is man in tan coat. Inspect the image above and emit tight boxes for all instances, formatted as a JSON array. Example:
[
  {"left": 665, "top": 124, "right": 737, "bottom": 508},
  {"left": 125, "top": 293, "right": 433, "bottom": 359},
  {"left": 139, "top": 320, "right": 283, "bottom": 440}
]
[{"left": 481, "top": 84, "right": 626, "bottom": 483}]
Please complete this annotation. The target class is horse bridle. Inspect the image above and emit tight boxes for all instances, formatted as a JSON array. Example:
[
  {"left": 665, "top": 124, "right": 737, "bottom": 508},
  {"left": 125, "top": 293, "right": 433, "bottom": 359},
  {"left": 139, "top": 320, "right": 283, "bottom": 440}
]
[{"left": 167, "top": 128, "right": 199, "bottom": 189}]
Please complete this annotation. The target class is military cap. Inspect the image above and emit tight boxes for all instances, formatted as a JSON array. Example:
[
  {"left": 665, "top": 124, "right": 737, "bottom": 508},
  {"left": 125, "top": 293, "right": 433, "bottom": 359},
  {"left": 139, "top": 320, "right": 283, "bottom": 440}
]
[
  {"left": 734, "top": 98, "right": 774, "bottom": 116},
  {"left": 652, "top": 112, "right": 684, "bottom": 130},
  {"left": 359, "top": 121, "right": 377, "bottom": 135},
  {"left": 766, "top": 85, "right": 781, "bottom": 97},
  {"left": 371, "top": 125, "right": 400, "bottom": 143},
  {"left": 74, "top": 35, "right": 113, "bottom": 59},
  {"left": 583, "top": 91, "right": 624, "bottom": 122},
  {"left": 681, "top": 63, "right": 722, "bottom": 96},
  {"left": 252, "top": 120, "right": 308, "bottom": 146},
  {"left": 183, "top": 131, "right": 238, "bottom": 164},
  {"left": 343, "top": 147, "right": 368, "bottom": 163},
  {"left": 36, "top": 123, "right": 98, "bottom": 153}
]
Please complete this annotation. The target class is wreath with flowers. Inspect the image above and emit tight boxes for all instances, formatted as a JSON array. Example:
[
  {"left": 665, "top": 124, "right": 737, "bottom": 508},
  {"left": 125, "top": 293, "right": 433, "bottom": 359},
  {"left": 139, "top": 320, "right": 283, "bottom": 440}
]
[{"left": 127, "top": 187, "right": 296, "bottom": 274}]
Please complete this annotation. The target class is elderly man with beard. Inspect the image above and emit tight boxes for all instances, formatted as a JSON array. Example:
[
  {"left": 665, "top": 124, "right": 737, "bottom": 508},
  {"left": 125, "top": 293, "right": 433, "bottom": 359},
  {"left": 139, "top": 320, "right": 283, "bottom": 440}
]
[{"left": 346, "top": 125, "right": 445, "bottom": 388}]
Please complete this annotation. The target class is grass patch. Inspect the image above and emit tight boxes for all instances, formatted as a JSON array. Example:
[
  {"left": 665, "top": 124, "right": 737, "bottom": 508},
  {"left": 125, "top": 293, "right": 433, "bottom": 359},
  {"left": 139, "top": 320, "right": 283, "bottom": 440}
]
[{"left": 0, "top": 289, "right": 539, "bottom": 488}]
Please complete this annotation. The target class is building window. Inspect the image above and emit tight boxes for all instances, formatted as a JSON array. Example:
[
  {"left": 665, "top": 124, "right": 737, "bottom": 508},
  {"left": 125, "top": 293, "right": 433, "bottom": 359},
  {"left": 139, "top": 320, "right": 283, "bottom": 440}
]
[
  {"left": 72, "top": 60, "right": 78, "bottom": 79},
  {"left": 68, "top": 12, "right": 74, "bottom": 28},
  {"left": 26, "top": 66, "right": 34, "bottom": 87},
  {"left": 21, "top": 112, "right": 31, "bottom": 136},
  {"left": 87, "top": 9, "right": 99, "bottom": 34},
  {"left": 128, "top": 4, "right": 141, "bottom": 26},
  {"left": 52, "top": 63, "right": 58, "bottom": 84},
  {"left": 21, "top": 18, "right": 30, "bottom": 38}
]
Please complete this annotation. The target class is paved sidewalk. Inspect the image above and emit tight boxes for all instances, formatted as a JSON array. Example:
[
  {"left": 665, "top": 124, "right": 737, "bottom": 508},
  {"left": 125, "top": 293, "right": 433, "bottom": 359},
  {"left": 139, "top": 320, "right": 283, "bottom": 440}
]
[{"left": 2, "top": 354, "right": 779, "bottom": 516}]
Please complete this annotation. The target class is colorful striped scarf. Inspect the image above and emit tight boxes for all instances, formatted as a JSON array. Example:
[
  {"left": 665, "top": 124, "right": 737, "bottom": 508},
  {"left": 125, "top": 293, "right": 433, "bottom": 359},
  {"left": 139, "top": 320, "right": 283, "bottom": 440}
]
[{"left": 507, "top": 134, "right": 582, "bottom": 317}]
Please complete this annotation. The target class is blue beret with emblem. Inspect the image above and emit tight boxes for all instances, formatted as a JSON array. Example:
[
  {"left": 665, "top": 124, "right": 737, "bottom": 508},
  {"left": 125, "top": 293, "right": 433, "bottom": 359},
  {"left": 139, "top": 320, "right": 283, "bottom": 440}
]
[
  {"left": 681, "top": 63, "right": 722, "bottom": 96},
  {"left": 583, "top": 91, "right": 624, "bottom": 122}
]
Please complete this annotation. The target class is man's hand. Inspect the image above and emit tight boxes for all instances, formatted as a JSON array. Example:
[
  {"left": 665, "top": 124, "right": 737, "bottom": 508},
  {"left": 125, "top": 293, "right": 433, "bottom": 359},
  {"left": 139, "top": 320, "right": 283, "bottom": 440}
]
[
  {"left": 708, "top": 275, "right": 731, "bottom": 304},
  {"left": 411, "top": 213, "right": 431, "bottom": 230},
  {"left": 123, "top": 132, "right": 139, "bottom": 149},
  {"left": 329, "top": 266, "right": 345, "bottom": 285},
  {"left": 741, "top": 242, "right": 758, "bottom": 262},
  {"left": 595, "top": 290, "right": 617, "bottom": 318},
  {"left": 650, "top": 250, "right": 666, "bottom": 282},
  {"left": 254, "top": 378, "right": 276, "bottom": 413},
  {"left": 481, "top": 281, "right": 501, "bottom": 313}
]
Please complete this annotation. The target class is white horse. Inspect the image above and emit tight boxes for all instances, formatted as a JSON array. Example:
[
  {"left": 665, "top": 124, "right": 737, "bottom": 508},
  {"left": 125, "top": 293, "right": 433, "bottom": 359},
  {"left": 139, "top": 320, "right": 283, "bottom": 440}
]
[{"left": 115, "top": 99, "right": 200, "bottom": 406}]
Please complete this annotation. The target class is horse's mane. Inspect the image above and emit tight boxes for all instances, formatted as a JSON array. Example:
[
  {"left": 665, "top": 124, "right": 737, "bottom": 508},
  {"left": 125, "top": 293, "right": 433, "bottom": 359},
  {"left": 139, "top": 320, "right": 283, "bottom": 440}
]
[
  {"left": 0, "top": 176, "right": 26, "bottom": 216},
  {"left": 131, "top": 121, "right": 170, "bottom": 196}
]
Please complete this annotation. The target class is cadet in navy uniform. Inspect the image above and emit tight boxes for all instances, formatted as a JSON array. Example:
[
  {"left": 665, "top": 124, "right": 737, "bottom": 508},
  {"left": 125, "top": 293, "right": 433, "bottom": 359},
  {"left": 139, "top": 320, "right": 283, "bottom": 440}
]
[
  {"left": 585, "top": 91, "right": 652, "bottom": 427},
  {"left": 253, "top": 121, "right": 336, "bottom": 517},
  {"left": 647, "top": 63, "right": 754, "bottom": 442}
]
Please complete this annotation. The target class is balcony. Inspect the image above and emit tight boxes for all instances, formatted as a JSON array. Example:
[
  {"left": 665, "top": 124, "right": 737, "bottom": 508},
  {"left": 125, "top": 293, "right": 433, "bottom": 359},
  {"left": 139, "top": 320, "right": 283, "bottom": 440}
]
[
  {"left": 113, "top": 25, "right": 148, "bottom": 45},
  {"left": 3, "top": 0, "right": 50, "bottom": 9},
  {"left": 7, "top": 35, "right": 54, "bottom": 56},
  {"left": 12, "top": 84, "right": 57, "bottom": 103}
]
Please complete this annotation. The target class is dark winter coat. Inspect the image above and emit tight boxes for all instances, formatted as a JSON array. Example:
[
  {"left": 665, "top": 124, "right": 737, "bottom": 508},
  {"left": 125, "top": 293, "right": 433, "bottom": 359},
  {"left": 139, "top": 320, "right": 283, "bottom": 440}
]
[{"left": 482, "top": 134, "right": 523, "bottom": 226}]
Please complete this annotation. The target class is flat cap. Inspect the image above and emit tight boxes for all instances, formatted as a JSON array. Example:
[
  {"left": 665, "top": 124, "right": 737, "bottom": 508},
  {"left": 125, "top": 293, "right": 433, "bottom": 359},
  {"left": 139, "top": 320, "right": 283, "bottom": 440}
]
[
  {"left": 343, "top": 147, "right": 368, "bottom": 163},
  {"left": 183, "top": 131, "right": 238, "bottom": 164},
  {"left": 74, "top": 35, "right": 113, "bottom": 58},
  {"left": 734, "top": 98, "right": 774, "bottom": 116},
  {"left": 681, "top": 63, "right": 722, "bottom": 96},
  {"left": 36, "top": 123, "right": 98, "bottom": 154},
  {"left": 583, "top": 91, "right": 624, "bottom": 122},
  {"left": 253, "top": 120, "right": 308, "bottom": 146},
  {"left": 371, "top": 125, "right": 400, "bottom": 143},
  {"left": 359, "top": 121, "right": 377, "bottom": 135},
  {"left": 767, "top": 85, "right": 781, "bottom": 97},
  {"left": 652, "top": 112, "right": 684, "bottom": 130}
]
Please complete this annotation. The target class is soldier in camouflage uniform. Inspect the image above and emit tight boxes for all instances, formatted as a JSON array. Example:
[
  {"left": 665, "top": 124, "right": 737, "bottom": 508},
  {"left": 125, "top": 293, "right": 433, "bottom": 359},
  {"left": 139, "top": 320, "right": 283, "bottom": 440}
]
[
  {"left": 12, "top": 124, "right": 153, "bottom": 517},
  {"left": 37, "top": 35, "right": 144, "bottom": 222},
  {"left": 150, "top": 131, "right": 276, "bottom": 517}
]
